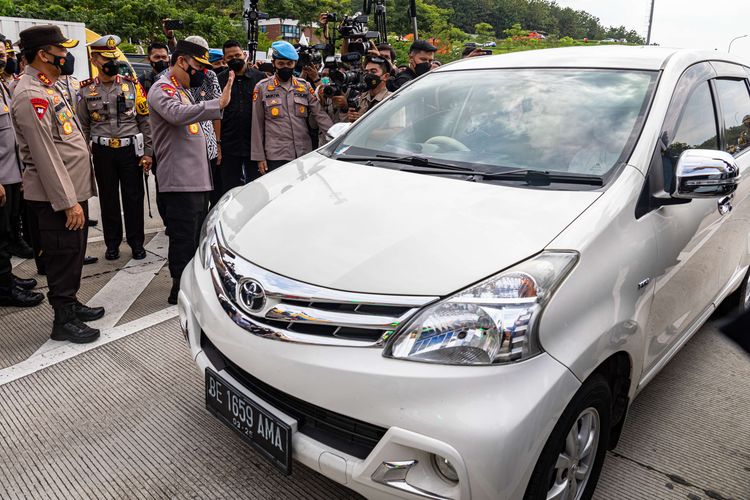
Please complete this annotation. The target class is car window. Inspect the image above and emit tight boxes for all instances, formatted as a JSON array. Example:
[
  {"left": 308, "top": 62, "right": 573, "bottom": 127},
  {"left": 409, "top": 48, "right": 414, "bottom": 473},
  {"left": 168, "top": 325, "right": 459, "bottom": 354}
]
[
  {"left": 665, "top": 82, "right": 718, "bottom": 160},
  {"left": 714, "top": 78, "right": 750, "bottom": 155},
  {"left": 330, "top": 69, "right": 657, "bottom": 178}
]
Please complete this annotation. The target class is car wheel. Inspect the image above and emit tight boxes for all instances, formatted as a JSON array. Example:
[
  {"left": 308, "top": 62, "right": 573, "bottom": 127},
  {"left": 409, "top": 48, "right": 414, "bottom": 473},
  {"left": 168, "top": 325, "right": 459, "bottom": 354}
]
[{"left": 524, "top": 375, "right": 612, "bottom": 500}]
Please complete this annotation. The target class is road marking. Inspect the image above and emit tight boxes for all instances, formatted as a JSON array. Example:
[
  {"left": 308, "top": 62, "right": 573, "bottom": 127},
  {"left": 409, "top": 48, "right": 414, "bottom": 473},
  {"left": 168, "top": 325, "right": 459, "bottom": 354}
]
[
  {"left": 32, "top": 231, "right": 169, "bottom": 357},
  {"left": 0, "top": 306, "right": 178, "bottom": 387}
]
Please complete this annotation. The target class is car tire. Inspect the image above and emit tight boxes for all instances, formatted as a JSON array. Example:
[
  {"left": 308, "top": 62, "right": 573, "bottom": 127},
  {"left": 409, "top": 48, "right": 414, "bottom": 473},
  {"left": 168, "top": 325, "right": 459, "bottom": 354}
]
[
  {"left": 736, "top": 267, "right": 750, "bottom": 314},
  {"left": 523, "top": 375, "right": 612, "bottom": 500}
]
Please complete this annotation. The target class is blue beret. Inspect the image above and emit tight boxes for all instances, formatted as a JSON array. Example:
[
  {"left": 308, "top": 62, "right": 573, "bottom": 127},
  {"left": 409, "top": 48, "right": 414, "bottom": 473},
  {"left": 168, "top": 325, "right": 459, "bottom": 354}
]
[
  {"left": 271, "top": 41, "right": 298, "bottom": 61},
  {"left": 208, "top": 49, "right": 223, "bottom": 63}
]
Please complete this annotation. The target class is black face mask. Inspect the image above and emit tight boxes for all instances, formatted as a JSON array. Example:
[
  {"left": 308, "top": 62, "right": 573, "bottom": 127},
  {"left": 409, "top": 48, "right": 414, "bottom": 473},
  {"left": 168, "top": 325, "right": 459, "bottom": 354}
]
[
  {"left": 276, "top": 67, "right": 294, "bottom": 82},
  {"left": 227, "top": 58, "right": 245, "bottom": 73},
  {"left": 0, "top": 59, "right": 5, "bottom": 72},
  {"left": 152, "top": 60, "right": 169, "bottom": 74},
  {"left": 4, "top": 58, "right": 16, "bottom": 75},
  {"left": 414, "top": 61, "right": 431, "bottom": 76},
  {"left": 364, "top": 73, "right": 382, "bottom": 90},
  {"left": 184, "top": 64, "right": 206, "bottom": 88},
  {"left": 101, "top": 59, "right": 119, "bottom": 77},
  {"left": 45, "top": 51, "right": 75, "bottom": 76}
]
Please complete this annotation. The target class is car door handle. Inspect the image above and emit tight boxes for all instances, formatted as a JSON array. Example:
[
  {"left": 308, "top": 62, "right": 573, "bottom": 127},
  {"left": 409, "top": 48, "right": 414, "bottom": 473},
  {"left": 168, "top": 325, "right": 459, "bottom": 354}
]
[{"left": 718, "top": 195, "right": 733, "bottom": 215}]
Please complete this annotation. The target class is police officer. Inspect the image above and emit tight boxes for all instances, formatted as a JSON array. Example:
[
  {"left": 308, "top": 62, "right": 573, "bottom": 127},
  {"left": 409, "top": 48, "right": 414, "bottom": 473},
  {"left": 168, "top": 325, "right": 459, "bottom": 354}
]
[
  {"left": 147, "top": 40, "right": 234, "bottom": 304},
  {"left": 11, "top": 25, "right": 104, "bottom": 343},
  {"left": 387, "top": 39, "right": 437, "bottom": 91},
  {"left": 347, "top": 55, "right": 392, "bottom": 122},
  {"left": 251, "top": 41, "right": 333, "bottom": 174},
  {"left": 78, "top": 35, "right": 152, "bottom": 261},
  {"left": 0, "top": 40, "right": 43, "bottom": 308}
]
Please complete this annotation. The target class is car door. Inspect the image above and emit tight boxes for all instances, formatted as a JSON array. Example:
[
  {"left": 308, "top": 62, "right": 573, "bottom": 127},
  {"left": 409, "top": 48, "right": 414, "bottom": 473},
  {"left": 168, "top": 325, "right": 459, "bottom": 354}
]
[
  {"left": 709, "top": 63, "right": 750, "bottom": 294},
  {"left": 640, "top": 63, "right": 725, "bottom": 380}
]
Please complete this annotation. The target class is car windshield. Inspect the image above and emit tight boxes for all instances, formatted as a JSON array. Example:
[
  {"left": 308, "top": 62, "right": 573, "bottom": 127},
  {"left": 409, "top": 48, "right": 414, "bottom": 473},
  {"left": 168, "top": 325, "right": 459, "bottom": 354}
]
[{"left": 327, "top": 68, "right": 658, "bottom": 178}]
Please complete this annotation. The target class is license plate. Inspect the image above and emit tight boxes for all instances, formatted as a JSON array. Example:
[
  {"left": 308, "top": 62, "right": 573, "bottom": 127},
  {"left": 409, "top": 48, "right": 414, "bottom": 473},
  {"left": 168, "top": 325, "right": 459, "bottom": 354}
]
[{"left": 205, "top": 368, "right": 293, "bottom": 474}]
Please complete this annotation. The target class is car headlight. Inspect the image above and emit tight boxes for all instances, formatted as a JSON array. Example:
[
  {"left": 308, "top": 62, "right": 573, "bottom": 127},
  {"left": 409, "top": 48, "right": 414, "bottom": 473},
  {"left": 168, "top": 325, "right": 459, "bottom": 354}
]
[
  {"left": 383, "top": 251, "right": 578, "bottom": 365},
  {"left": 198, "top": 190, "right": 236, "bottom": 268}
]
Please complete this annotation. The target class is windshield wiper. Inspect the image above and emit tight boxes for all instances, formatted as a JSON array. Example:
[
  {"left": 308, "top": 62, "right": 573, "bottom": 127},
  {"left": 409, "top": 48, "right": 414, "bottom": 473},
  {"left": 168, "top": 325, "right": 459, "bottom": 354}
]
[
  {"left": 334, "top": 155, "right": 603, "bottom": 186},
  {"left": 334, "top": 154, "right": 473, "bottom": 171}
]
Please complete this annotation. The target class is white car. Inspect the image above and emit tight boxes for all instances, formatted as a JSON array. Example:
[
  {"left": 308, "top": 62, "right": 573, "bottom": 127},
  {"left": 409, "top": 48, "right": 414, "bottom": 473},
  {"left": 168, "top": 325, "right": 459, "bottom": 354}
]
[{"left": 179, "top": 46, "right": 750, "bottom": 499}]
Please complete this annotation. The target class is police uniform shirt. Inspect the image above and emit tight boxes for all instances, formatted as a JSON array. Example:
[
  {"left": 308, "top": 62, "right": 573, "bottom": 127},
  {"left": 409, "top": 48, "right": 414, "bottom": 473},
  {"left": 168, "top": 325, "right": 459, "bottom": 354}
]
[
  {"left": 251, "top": 76, "right": 333, "bottom": 162},
  {"left": 357, "top": 87, "right": 391, "bottom": 115},
  {"left": 0, "top": 81, "right": 22, "bottom": 185},
  {"left": 77, "top": 74, "right": 153, "bottom": 156},
  {"left": 11, "top": 66, "right": 96, "bottom": 211},
  {"left": 147, "top": 74, "right": 222, "bottom": 192}
]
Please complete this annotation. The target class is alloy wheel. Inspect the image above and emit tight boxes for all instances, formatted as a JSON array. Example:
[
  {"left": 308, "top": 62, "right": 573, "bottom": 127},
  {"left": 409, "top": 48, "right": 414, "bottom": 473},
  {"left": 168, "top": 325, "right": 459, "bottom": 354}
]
[{"left": 546, "top": 407, "right": 600, "bottom": 500}]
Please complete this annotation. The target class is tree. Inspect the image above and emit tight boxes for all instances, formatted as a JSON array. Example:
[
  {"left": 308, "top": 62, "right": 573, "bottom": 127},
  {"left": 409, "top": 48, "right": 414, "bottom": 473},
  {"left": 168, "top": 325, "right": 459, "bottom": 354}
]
[{"left": 474, "top": 22, "right": 495, "bottom": 42}]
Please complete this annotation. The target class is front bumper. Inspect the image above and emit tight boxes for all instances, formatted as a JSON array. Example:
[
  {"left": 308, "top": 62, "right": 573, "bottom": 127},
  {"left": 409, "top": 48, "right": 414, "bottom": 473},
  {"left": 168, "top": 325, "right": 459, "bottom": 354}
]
[{"left": 179, "top": 257, "right": 581, "bottom": 500}]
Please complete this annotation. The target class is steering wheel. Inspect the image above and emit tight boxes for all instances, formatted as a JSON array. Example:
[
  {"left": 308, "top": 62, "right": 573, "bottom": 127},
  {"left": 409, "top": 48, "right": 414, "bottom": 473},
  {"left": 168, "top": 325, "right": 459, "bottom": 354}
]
[{"left": 425, "top": 136, "right": 470, "bottom": 152}]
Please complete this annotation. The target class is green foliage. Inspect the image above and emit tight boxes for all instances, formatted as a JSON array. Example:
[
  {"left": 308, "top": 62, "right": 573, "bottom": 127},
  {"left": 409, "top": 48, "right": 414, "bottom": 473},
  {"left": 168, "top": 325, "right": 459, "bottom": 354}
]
[
  {"left": 474, "top": 22, "right": 494, "bottom": 42},
  {"left": 5, "top": 0, "right": 645, "bottom": 54}
]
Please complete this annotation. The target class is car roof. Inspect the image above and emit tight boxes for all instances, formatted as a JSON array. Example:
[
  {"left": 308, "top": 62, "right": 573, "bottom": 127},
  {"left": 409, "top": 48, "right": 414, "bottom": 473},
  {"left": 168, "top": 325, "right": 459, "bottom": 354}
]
[{"left": 439, "top": 46, "right": 750, "bottom": 72}]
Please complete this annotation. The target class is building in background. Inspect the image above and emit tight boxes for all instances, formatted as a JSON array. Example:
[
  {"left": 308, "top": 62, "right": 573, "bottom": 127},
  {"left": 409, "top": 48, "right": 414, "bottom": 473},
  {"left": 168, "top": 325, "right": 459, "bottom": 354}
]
[{"left": 259, "top": 18, "right": 321, "bottom": 45}]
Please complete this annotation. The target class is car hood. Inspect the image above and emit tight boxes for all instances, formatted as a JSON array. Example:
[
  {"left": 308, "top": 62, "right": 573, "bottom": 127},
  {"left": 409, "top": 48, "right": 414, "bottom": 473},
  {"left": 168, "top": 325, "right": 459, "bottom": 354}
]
[{"left": 218, "top": 153, "right": 601, "bottom": 296}]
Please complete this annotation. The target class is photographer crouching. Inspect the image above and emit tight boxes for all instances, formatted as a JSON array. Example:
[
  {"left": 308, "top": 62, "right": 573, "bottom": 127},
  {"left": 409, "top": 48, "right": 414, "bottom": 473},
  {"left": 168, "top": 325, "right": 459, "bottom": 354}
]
[{"left": 347, "top": 55, "right": 391, "bottom": 122}]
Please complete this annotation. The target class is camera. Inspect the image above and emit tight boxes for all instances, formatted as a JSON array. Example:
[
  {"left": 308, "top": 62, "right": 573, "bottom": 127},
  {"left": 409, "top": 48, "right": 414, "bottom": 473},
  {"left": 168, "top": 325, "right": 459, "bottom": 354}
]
[
  {"left": 337, "top": 13, "right": 380, "bottom": 56},
  {"left": 163, "top": 19, "right": 184, "bottom": 31},
  {"left": 296, "top": 43, "right": 326, "bottom": 69},
  {"left": 324, "top": 52, "right": 369, "bottom": 108},
  {"left": 323, "top": 13, "right": 338, "bottom": 23}
]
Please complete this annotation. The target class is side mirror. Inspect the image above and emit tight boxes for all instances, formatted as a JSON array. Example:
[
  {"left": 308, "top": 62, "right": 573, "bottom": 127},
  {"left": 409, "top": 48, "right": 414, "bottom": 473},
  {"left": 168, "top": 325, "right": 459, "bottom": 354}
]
[
  {"left": 326, "top": 122, "right": 352, "bottom": 141},
  {"left": 673, "top": 149, "right": 740, "bottom": 199}
]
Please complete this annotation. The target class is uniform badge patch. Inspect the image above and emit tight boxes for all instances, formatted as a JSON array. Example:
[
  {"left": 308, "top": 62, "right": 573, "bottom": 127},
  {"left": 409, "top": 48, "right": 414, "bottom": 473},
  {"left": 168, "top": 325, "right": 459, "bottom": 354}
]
[
  {"left": 2, "top": 105, "right": 8, "bottom": 113},
  {"left": 271, "top": 107, "right": 280, "bottom": 117},
  {"left": 62, "top": 121, "right": 73, "bottom": 135},
  {"left": 188, "top": 123, "right": 200, "bottom": 134},
  {"left": 91, "top": 111, "right": 101, "bottom": 121},
  {"left": 161, "top": 84, "right": 176, "bottom": 97},
  {"left": 30, "top": 98, "right": 48, "bottom": 120},
  {"left": 121, "top": 83, "right": 129, "bottom": 92},
  {"left": 299, "top": 106, "right": 306, "bottom": 114},
  {"left": 253, "top": 89, "right": 258, "bottom": 102},
  {"left": 53, "top": 95, "right": 60, "bottom": 105},
  {"left": 46, "top": 89, "right": 54, "bottom": 95}
]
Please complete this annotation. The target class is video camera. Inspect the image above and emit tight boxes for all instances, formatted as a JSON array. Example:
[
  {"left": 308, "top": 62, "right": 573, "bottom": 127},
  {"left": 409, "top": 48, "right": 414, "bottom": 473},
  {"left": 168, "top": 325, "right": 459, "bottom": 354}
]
[
  {"left": 296, "top": 43, "right": 327, "bottom": 69},
  {"left": 337, "top": 13, "right": 380, "bottom": 56},
  {"left": 322, "top": 52, "right": 369, "bottom": 109}
]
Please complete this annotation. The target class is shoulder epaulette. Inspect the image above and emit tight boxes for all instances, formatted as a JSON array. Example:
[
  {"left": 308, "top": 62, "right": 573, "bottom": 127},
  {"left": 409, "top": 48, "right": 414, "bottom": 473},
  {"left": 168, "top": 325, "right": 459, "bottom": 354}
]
[{"left": 80, "top": 78, "right": 94, "bottom": 88}]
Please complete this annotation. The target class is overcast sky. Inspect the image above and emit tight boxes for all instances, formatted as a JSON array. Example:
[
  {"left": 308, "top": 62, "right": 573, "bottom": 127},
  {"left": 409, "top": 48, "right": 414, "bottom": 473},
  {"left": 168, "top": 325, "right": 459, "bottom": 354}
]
[{"left": 555, "top": 0, "right": 748, "bottom": 54}]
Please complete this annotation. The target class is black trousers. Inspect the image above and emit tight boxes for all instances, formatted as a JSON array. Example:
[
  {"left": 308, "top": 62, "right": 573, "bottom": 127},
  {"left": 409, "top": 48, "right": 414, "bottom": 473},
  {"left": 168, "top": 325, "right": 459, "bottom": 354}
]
[
  {"left": 161, "top": 192, "right": 208, "bottom": 280},
  {"left": 92, "top": 143, "right": 145, "bottom": 251},
  {"left": 266, "top": 160, "right": 288, "bottom": 172},
  {"left": 209, "top": 157, "right": 222, "bottom": 208},
  {"left": 24, "top": 198, "right": 44, "bottom": 273},
  {"left": 27, "top": 200, "right": 88, "bottom": 308},
  {"left": 0, "top": 184, "right": 13, "bottom": 288},
  {"left": 1, "top": 182, "right": 23, "bottom": 245},
  {"left": 221, "top": 154, "right": 254, "bottom": 192}
]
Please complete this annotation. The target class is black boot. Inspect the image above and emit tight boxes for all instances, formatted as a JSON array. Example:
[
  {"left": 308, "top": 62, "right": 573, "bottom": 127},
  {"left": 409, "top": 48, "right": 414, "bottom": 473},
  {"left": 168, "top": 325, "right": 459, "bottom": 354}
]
[
  {"left": 51, "top": 303, "right": 100, "bottom": 343},
  {"left": 8, "top": 238, "right": 33, "bottom": 259},
  {"left": 72, "top": 301, "right": 105, "bottom": 322},
  {"left": 168, "top": 278, "right": 179, "bottom": 305},
  {"left": 0, "top": 286, "right": 44, "bottom": 307},
  {"left": 12, "top": 274, "right": 37, "bottom": 290}
]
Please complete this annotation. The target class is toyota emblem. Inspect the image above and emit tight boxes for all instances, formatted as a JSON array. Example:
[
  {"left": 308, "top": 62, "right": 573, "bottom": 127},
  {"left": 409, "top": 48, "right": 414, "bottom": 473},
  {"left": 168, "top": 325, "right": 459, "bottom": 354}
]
[{"left": 238, "top": 279, "right": 266, "bottom": 313}]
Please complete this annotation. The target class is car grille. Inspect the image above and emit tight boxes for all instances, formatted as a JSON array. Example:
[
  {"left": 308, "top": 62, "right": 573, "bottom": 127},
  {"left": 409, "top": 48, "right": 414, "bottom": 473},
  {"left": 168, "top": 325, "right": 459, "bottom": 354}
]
[
  {"left": 201, "top": 333, "right": 388, "bottom": 459},
  {"left": 208, "top": 230, "right": 439, "bottom": 347}
]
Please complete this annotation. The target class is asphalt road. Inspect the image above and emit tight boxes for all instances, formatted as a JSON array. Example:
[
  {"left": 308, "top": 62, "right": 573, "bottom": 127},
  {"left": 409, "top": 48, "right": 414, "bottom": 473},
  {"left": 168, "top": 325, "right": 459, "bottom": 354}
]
[{"left": 0, "top": 192, "right": 748, "bottom": 500}]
